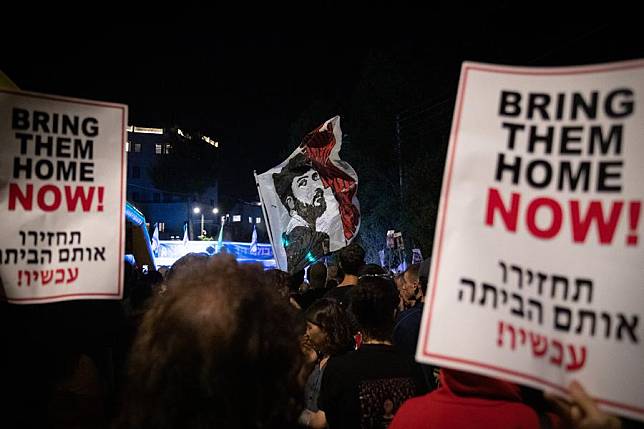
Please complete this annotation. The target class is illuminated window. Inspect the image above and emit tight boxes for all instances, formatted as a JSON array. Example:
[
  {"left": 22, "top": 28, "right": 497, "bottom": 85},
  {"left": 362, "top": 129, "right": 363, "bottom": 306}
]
[
  {"left": 232, "top": 215, "right": 241, "bottom": 222},
  {"left": 126, "top": 141, "right": 131, "bottom": 152},
  {"left": 256, "top": 217, "right": 262, "bottom": 224},
  {"left": 159, "top": 222, "right": 165, "bottom": 232},
  {"left": 248, "top": 217, "right": 252, "bottom": 223},
  {"left": 133, "top": 126, "right": 163, "bottom": 134},
  {"left": 165, "top": 144, "right": 172, "bottom": 154},
  {"left": 134, "top": 143, "right": 141, "bottom": 153},
  {"left": 155, "top": 144, "right": 163, "bottom": 154}
]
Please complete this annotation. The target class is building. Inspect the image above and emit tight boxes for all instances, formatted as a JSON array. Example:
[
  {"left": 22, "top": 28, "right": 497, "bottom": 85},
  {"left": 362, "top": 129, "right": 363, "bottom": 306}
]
[
  {"left": 126, "top": 125, "right": 220, "bottom": 240},
  {"left": 220, "top": 200, "right": 267, "bottom": 243}
]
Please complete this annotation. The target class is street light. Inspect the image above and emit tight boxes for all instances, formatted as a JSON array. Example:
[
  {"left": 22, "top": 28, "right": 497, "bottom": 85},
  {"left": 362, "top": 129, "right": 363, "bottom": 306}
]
[{"left": 192, "top": 205, "right": 219, "bottom": 239}]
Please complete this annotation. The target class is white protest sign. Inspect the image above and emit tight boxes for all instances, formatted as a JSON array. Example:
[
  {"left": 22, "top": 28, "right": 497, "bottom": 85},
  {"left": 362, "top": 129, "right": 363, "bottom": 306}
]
[
  {"left": 0, "top": 90, "right": 127, "bottom": 303},
  {"left": 416, "top": 60, "right": 644, "bottom": 420}
]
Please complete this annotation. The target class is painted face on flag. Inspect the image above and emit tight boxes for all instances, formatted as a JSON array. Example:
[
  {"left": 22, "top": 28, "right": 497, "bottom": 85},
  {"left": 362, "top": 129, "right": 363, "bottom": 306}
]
[
  {"left": 290, "top": 169, "right": 327, "bottom": 221},
  {"left": 259, "top": 116, "right": 359, "bottom": 273}
]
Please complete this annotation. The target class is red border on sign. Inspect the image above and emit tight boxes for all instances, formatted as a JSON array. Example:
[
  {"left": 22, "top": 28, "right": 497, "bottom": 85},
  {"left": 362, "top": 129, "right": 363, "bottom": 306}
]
[
  {"left": 1, "top": 89, "right": 126, "bottom": 302},
  {"left": 420, "top": 60, "right": 644, "bottom": 416}
]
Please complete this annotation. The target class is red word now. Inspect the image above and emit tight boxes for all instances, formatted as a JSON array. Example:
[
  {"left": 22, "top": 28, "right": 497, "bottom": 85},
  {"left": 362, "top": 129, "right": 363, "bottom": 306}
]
[
  {"left": 8, "top": 183, "right": 105, "bottom": 212},
  {"left": 485, "top": 187, "right": 640, "bottom": 246}
]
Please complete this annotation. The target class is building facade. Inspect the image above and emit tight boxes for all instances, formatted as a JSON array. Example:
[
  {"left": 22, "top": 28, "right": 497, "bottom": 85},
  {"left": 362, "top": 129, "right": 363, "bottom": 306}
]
[
  {"left": 220, "top": 200, "right": 267, "bottom": 243},
  {"left": 126, "top": 126, "right": 219, "bottom": 240}
]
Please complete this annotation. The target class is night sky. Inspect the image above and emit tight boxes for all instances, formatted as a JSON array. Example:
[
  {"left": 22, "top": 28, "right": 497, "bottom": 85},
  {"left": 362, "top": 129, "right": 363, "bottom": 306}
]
[{"left": 3, "top": 5, "right": 642, "bottom": 200}]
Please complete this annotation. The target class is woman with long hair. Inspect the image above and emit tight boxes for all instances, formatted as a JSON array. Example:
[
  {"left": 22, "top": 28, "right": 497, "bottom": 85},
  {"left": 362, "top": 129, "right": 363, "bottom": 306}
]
[{"left": 299, "top": 298, "right": 355, "bottom": 428}]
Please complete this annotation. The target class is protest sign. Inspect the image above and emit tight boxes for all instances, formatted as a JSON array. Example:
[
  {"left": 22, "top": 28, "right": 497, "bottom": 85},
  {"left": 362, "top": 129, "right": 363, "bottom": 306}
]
[
  {"left": 0, "top": 89, "right": 127, "bottom": 303},
  {"left": 416, "top": 60, "right": 644, "bottom": 420}
]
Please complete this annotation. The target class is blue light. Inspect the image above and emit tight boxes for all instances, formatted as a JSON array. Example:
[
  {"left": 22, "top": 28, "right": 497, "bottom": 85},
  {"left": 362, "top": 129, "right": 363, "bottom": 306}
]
[{"left": 125, "top": 201, "right": 145, "bottom": 226}]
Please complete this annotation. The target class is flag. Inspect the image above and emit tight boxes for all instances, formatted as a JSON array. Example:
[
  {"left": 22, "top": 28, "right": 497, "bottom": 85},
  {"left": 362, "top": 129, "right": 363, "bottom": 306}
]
[
  {"left": 182, "top": 222, "right": 189, "bottom": 247},
  {"left": 256, "top": 116, "right": 360, "bottom": 274},
  {"left": 151, "top": 223, "right": 159, "bottom": 257},
  {"left": 249, "top": 223, "right": 258, "bottom": 255}
]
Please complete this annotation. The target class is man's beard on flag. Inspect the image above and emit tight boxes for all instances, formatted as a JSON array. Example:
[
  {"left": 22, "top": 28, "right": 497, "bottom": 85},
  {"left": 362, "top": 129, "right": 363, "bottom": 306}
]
[{"left": 292, "top": 188, "right": 327, "bottom": 226}]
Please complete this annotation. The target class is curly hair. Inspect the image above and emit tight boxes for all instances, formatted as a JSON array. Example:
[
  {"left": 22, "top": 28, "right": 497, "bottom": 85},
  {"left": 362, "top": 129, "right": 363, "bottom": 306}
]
[
  {"left": 264, "top": 268, "right": 292, "bottom": 299},
  {"left": 116, "top": 255, "right": 303, "bottom": 429},
  {"left": 304, "top": 298, "right": 355, "bottom": 356},
  {"left": 350, "top": 276, "right": 400, "bottom": 341}
]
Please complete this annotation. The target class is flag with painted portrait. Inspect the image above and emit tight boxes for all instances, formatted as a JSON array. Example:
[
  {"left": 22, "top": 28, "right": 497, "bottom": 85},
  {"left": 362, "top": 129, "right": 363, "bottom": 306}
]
[{"left": 256, "top": 116, "right": 360, "bottom": 274}]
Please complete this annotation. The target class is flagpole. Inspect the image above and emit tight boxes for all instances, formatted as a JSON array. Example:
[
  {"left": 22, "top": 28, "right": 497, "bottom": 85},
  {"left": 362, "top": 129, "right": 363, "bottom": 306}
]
[
  {"left": 216, "top": 217, "right": 224, "bottom": 253},
  {"left": 254, "top": 170, "right": 283, "bottom": 270}
]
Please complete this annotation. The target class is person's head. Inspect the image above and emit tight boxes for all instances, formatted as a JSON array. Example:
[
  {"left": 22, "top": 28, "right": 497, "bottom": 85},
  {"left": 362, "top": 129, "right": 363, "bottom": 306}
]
[
  {"left": 165, "top": 252, "right": 210, "bottom": 282},
  {"left": 418, "top": 257, "right": 431, "bottom": 296},
  {"left": 264, "top": 268, "right": 292, "bottom": 299},
  {"left": 327, "top": 264, "right": 344, "bottom": 284},
  {"left": 117, "top": 255, "right": 303, "bottom": 429},
  {"left": 337, "top": 242, "right": 365, "bottom": 277},
  {"left": 350, "top": 276, "right": 400, "bottom": 341},
  {"left": 272, "top": 153, "right": 326, "bottom": 223},
  {"left": 304, "top": 298, "right": 354, "bottom": 356},
  {"left": 307, "top": 263, "right": 327, "bottom": 289},
  {"left": 401, "top": 263, "right": 421, "bottom": 302},
  {"left": 358, "top": 263, "right": 388, "bottom": 278}
]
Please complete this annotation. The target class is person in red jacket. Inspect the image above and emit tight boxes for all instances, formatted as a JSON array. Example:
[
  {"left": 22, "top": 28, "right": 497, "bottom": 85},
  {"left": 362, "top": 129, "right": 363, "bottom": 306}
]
[
  {"left": 389, "top": 368, "right": 563, "bottom": 429},
  {"left": 390, "top": 368, "right": 627, "bottom": 429}
]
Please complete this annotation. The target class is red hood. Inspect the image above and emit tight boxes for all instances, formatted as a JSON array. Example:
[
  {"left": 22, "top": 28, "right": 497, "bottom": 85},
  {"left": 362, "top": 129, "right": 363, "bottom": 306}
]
[{"left": 440, "top": 368, "right": 523, "bottom": 402}]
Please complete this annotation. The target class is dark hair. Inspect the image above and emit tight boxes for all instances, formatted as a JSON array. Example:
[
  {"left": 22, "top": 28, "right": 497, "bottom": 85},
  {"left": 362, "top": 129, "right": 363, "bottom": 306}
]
[
  {"left": 337, "top": 242, "right": 365, "bottom": 276},
  {"left": 264, "top": 269, "right": 292, "bottom": 299},
  {"left": 164, "top": 252, "right": 209, "bottom": 282},
  {"left": 350, "top": 276, "right": 399, "bottom": 341},
  {"left": 272, "top": 153, "right": 312, "bottom": 211},
  {"left": 116, "top": 255, "right": 303, "bottom": 429},
  {"left": 304, "top": 299, "right": 355, "bottom": 356},
  {"left": 358, "top": 263, "right": 388, "bottom": 277},
  {"left": 307, "top": 263, "right": 327, "bottom": 289},
  {"left": 289, "top": 269, "right": 305, "bottom": 293}
]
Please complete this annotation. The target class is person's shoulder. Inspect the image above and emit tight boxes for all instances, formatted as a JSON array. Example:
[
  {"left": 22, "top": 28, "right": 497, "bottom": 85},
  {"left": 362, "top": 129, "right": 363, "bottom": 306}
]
[
  {"left": 324, "top": 350, "right": 358, "bottom": 374},
  {"left": 396, "top": 393, "right": 430, "bottom": 412},
  {"left": 389, "top": 394, "right": 433, "bottom": 428},
  {"left": 395, "top": 305, "right": 423, "bottom": 325}
]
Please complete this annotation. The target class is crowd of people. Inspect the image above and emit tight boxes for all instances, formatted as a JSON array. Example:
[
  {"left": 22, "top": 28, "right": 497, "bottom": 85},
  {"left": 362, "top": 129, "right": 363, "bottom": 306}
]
[{"left": 1, "top": 242, "right": 638, "bottom": 428}]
